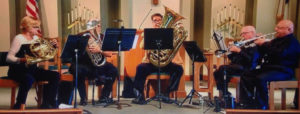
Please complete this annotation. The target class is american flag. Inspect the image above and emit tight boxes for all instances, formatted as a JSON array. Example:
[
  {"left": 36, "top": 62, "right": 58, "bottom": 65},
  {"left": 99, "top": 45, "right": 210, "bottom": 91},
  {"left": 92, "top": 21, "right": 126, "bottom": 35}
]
[{"left": 26, "top": 0, "right": 42, "bottom": 34}]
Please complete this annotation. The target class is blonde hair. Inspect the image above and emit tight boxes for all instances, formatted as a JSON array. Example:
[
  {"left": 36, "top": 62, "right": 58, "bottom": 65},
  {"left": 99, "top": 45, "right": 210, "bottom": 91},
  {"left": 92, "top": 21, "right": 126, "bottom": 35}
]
[{"left": 20, "top": 16, "right": 40, "bottom": 32}]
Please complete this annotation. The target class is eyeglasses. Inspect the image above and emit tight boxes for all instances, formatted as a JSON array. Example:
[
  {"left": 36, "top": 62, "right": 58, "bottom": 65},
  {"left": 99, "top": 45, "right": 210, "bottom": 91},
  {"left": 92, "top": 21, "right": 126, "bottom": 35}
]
[
  {"left": 240, "top": 31, "right": 251, "bottom": 36},
  {"left": 275, "top": 26, "right": 288, "bottom": 30},
  {"left": 32, "top": 26, "right": 40, "bottom": 29},
  {"left": 152, "top": 19, "right": 162, "bottom": 23}
]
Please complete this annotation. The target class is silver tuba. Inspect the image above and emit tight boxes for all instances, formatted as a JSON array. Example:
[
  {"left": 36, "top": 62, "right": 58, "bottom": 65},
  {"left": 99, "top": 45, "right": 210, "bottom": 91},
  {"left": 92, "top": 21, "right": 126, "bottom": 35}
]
[
  {"left": 149, "top": 6, "right": 188, "bottom": 67},
  {"left": 85, "top": 20, "right": 106, "bottom": 67}
]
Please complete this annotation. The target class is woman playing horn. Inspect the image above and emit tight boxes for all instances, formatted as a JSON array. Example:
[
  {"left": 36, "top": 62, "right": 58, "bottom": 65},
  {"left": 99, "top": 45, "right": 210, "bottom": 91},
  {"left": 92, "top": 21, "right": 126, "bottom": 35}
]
[{"left": 6, "top": 16, "right": 60, "bottom": 109}]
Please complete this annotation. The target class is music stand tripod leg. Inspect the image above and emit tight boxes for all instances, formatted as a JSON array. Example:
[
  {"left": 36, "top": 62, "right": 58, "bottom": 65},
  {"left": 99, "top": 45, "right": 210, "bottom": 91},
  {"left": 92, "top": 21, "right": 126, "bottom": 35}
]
[
  {"left": 180, "top": 60, "right": 200, "bottom": 106},
  {"left": 103, "top": 40, "right": 131, "bottom": 109}
]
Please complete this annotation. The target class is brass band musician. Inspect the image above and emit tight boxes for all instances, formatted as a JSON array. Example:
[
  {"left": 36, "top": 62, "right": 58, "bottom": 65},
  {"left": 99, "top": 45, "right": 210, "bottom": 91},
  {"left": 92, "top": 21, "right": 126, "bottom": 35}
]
[
  {"left": 240, "top": 20, "right": 300, "bottom": 109},
  {"left": 213, "top": 26, "right": 259, "bottom": 108},
  {"left": 6, "top": 16, "right": 60, "bottom": 109},
  {"left": 58, "top": 19, "right": 117, "bottom": 106},
  {"left": 131, "top": 13, "right": 184, "bottom": 104}
]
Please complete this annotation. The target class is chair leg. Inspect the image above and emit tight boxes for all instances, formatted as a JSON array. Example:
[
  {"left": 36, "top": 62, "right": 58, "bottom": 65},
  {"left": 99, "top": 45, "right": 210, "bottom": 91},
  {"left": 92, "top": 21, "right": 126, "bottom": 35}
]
[
  {"left": 269, "top": 82, "right": 275, "bottom": 110},
  {"left": 281, "top": 88, "right": 286, "bottom": 110},
  {"left": 11, "top": 87, "right": 16, "bottom": 109},
  {"left": 20, "top": 104, "right": 25, "bottom": 110},
  {"left": 37, "top": 84, "right": 44, "bottom": 108}
]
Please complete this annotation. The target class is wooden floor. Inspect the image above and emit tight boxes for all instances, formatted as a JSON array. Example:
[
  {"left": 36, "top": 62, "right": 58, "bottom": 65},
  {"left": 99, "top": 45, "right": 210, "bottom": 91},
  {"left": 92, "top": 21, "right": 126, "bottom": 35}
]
[{"left": 0, "top": 81, "right": 298, "bottom": 114}]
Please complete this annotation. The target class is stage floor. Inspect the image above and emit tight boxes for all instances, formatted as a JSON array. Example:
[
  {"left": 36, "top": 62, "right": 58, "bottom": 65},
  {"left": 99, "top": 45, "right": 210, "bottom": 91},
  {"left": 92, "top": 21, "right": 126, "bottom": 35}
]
[{"left": 0, "top": 81, "right": 297, "bottom": 114}]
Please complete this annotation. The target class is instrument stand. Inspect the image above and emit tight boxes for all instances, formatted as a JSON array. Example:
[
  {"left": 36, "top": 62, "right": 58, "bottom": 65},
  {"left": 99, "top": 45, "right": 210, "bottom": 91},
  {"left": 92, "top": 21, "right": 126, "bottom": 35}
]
[
  {"left": 101, "top": 27, "right": 137, "bottom": 110},
  {"left": 180, "top": 41, "right": 207, "bottom": 107},
  {"left": 143, "top": 28, "right": 175, "bottom": 109}
]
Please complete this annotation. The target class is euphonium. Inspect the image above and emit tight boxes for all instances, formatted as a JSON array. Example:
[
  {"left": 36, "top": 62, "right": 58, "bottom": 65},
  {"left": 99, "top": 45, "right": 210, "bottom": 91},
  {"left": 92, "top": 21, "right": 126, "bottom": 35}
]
[
  {"left": 25, "top": 38, "right": 58, "bottom": 64},
  {"left": 149, "top": 6, "right": 188, "bottom": 67},
  {"left": 86, "top": 26, "right": 106, "bottom": 67}
]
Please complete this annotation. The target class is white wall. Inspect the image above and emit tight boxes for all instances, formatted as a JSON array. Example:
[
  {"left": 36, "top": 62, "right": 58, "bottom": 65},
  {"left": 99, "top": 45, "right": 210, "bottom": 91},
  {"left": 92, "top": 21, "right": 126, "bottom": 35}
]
[
  {"left": 254, "top": 0, "right": 277, "bottom": 34},
  {"left": 0, "top": 0, "right": 10, "bottom": 76},
  {"left": 131, "top": 0, "right": 180, "bottom": 29}
]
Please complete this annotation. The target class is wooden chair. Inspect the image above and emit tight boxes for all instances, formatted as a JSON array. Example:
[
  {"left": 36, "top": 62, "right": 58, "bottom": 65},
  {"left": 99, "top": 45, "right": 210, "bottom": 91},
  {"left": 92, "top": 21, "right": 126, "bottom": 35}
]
[
  {"left": 0, "top": 52, "right": 47, "bottom": 109},
  {"left": 144, "top": 73, "right": 177, "bottom": 98},
  {"left": 268, "top": 62, "right": 300, "bottom": 110}
]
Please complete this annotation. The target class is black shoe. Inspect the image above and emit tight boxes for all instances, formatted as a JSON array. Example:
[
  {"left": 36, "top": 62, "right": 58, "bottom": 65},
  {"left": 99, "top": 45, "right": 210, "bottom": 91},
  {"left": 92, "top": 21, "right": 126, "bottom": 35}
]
[
  {"left": 132, "top": 97, "right": 147, "bottom": 105},
  {"left": 96, "top": 97, "right": 114, "bottom": 106},
  {"left": 13, "top": 103, "right": 21, "bottom": 109},
  {"left": 162, "top": 96, "right": 174, "bottom": 104},
  {"left": 79, "top": 99, "right": 87, "bottom": 106},
  {"left": 40, "top": 104, "right": 56, "bottom": 109}
]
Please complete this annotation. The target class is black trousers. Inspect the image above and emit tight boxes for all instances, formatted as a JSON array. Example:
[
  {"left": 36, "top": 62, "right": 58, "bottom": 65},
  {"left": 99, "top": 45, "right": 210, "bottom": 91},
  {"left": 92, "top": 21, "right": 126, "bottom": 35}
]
[
  {"left": 59, "top": 62, "right": 117, "bottom": 104},
  {"left": 133, "top": 62, "right": 183, "bottom": 96},
  {"left": 213, "top": 64, "right": 245, "bottom": 95},
  {"left": 8, "top": 65, "right": 60, "bottom": 107},
  {"left": 240, "top": 66, "right": 293, "bottom": 109}
]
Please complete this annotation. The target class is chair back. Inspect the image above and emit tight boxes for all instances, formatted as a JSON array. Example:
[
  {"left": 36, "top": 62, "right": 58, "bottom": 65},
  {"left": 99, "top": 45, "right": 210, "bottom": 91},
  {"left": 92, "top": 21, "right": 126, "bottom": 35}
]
[{"left": 0, "top": 52, "right": 8, "bottom": 66}]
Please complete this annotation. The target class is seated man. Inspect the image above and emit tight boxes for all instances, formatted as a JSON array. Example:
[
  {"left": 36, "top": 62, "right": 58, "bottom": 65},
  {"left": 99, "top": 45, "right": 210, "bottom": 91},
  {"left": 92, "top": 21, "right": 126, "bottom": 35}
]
[
  {"left": 58, "top": 19, "right": 117, "bottom": 106},
  {"left": 214, "top": 26, "right": 259, "bottom": 107},
  {"left": 240, "top": 20, "right": 300, "bottom": 109},
  {"left": 131, "top": 13, "right": 184, "bottom": 104}
]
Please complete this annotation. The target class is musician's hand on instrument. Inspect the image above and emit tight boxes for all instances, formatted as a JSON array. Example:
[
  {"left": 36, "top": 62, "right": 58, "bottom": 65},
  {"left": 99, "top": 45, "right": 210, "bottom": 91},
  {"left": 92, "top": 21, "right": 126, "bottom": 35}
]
[
  {"left": 88, "top": 46, "right": 101, "bottom": 53},
  {"left": 50, "top": 39, "right": 58, "bottom": 48},
  {"left": 229, "top": 46, "right": 241, "bottom": 53},
  {"left": 19, "top": 58, "right": 27, "bottom": 63},
  {"left": 254, "top": 38, "right": 265, "bottom": 46}
]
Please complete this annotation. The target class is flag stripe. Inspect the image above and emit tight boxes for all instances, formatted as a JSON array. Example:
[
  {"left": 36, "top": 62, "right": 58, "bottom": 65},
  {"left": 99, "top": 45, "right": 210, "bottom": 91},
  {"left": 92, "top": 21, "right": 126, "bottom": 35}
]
[{"left": 26, "top": 0, "right": 42, "bottom": 35}]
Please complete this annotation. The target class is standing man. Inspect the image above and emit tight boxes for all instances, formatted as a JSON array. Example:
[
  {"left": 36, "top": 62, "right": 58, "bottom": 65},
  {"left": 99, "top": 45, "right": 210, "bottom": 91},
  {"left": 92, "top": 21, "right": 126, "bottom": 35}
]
[
  {"left": 131, "top": 13, "right": 184, "bottom": 104},
  {"left": 241, "top": 20, "right": 300, "bottom": 109},
  {"left": 214, "top": 26, "right": 259, "bottom": 107}
]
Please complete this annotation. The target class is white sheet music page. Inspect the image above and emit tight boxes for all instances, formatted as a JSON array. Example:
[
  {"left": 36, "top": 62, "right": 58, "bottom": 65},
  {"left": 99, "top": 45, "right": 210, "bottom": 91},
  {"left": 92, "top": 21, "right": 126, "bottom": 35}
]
[{"left": 132, "top": 35, "right": 139, "bottom": 49}]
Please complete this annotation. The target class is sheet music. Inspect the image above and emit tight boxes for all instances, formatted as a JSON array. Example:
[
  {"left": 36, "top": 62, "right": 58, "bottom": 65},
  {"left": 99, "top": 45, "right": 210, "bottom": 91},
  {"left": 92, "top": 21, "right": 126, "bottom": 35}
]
[{"left": 132, "top": 35, "right": 139, "bottom": 49}]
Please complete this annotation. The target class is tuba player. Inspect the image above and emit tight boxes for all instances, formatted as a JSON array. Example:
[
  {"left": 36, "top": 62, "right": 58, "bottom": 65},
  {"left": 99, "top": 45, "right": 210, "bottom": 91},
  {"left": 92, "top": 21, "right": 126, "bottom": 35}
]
[{"left": 132, "top": 13, "right": 184, "bottom": 104}]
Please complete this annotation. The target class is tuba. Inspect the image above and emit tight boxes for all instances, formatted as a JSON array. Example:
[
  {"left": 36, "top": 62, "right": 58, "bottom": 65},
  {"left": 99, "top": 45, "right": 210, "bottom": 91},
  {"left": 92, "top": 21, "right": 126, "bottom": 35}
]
[
  {"left": 149, "top": 6, "right": 188, "bottom": 67},
  {"left": 25, "top": 38, "right": 58, "bottom": 64}
]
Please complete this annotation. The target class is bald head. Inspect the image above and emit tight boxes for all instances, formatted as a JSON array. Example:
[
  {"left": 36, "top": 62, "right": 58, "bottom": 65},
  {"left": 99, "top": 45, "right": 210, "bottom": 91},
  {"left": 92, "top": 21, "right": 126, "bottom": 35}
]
[
  {"left": 275, "top": 20, "right": 294, "bottom": 37},
  {"left": 240, "top": 26, "right": 256, "bottom": 40}
]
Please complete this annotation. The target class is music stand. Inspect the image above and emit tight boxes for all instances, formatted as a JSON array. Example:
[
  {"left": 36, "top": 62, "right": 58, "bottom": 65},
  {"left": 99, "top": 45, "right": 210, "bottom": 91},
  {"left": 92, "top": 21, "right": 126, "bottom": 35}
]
[
  {"left": 61, "top": 35, "right": 89, "bottom": 108},
  {"left": 144, "top": 28, "right": 174, "bottom": 109},
  {"left": 211, "top": 31, "right": 230, "bottom": 109},
  {"left": 180, "top": 41, "right": 206, "bottom": 106},
  {"left": 102, "top": 28, "right": 136, "bottom": 109}
]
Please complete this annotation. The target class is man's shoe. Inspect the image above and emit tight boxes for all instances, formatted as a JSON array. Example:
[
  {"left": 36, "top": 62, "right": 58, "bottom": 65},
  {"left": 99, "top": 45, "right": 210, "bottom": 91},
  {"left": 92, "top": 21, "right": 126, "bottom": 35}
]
[
  {"left": 162, "top": 96, "right": 174, "bottom": 104},
  {"left": 96, "top": 97, "right": 114, "bottom": 106},
  {"left": 132, "top": 97, "right": 147, "bottom": 105},
  {"left": 79, "top": 99, "right": 87, "bottom": 106}
]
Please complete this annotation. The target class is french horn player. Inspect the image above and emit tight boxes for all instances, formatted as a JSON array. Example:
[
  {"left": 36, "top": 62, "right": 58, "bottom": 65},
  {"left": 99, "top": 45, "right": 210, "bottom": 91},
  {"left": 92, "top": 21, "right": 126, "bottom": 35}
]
[
  {"left": 58, "top": 19, "right": 117, "bottom": 106},
  {"left": 6, "top": 16, "right": 60, "bottom": 109},
  {"left": 132, "top": 11, "right": 185, "bottom": 105}
]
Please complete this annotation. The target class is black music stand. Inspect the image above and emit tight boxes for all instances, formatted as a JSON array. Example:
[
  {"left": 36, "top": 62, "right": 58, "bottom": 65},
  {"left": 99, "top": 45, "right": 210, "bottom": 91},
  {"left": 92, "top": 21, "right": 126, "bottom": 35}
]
[
  {"left": 102, "top": 28, "right": 136, "bottom": 109},
  {"left": 61, "top": 35, "right": 89, "bottom": 108},
  {"left": 180, "top": 41, "right": 207, "bottom": 106},
  {"left": 212, "top": 31, "right": 231, "bottom": 110},
  {"left": 144, "top": 28, "right": 174, "bottom": 109}
]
